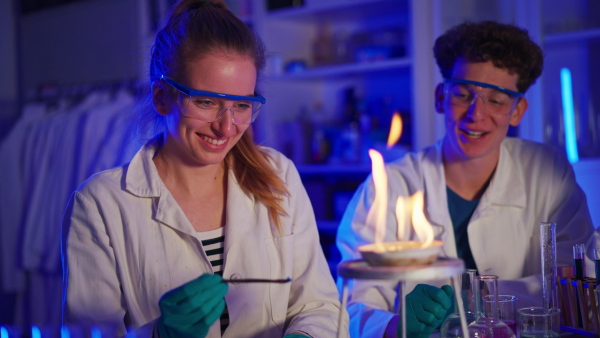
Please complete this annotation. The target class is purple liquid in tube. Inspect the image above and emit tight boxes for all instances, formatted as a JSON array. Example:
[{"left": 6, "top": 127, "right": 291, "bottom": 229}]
[
  {"left": 573, "top": 244, "right": 585, "bottom": 280},
  {"left": 575, "top": 258, "right": 584, "bottom": 280}
]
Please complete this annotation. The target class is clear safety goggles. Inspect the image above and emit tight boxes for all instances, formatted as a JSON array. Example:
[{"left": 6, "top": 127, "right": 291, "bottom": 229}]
[
  {"left": 161, "top": 75, "right": 266, "bottom": 125},
  {"left": 443, "top": 78, "right": 523, "bottom": 116}
]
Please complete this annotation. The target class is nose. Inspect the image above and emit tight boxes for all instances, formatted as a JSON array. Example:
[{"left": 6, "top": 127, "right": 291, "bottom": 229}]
[
  {"left": 211, "top": 107, "right": 237, "bottom": 136},
  {"left": 466, "top": 93, "right": 487, "bottom": 121}
]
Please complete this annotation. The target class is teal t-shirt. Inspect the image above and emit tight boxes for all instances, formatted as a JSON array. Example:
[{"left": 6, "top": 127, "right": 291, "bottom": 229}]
[{"left": 446, "top": 186, "right": 479, "bottom": 270}]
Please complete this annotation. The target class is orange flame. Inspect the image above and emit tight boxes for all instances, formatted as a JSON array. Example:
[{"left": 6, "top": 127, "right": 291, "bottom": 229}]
[
  {"left": 409, "top": 191, "right": 434, "bottom": 247},
  {"left": 366, "top": 149, "right": 387, "bottom": 249},
  {"left": 369, "top": 113, "right": 435, "bottom": 248},
  {"left": 386, "top": 113, "right": 403, "bottom": 149}
]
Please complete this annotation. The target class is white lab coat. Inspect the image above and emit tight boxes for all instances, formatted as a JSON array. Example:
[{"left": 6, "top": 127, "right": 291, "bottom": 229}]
[
  {"left": 336, "top": 137, "right": 598, "bottom": 338},
  {"left": 62, "top": 138, "right": 349, "bottom": 338}
]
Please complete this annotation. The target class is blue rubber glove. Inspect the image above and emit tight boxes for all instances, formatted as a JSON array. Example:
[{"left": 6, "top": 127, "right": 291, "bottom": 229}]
[
  {"left": 397, "top": 284, "right": 454, "bottom": 338},
  {"left": 157, "top": 273, "right": 228, "bottom": 338}
]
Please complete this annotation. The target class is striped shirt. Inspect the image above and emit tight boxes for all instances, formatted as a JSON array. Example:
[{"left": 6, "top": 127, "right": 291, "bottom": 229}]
[{"left": 194, "top": 227, "right": 229, "bottom": 335}]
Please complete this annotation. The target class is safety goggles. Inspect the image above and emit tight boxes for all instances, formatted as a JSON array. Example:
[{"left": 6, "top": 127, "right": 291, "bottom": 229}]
[
  {"left": 161, "top": 75, "right": 266, "bottom": 125},
  {"left": 443, "top": 78, "right": 523, "bottom": 116}
]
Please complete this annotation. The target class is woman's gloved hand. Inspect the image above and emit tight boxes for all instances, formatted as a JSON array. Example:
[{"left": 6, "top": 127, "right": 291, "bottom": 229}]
[
  {"left": 397, "top": 284, "right": 454, "bottom": 338},
  {"left": 157, "top": 273, "right": 228, "bottom": 338}
]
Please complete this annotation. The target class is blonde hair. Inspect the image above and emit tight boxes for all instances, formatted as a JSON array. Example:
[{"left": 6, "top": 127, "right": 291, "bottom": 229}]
[{"left": 229, "top": 130, "right": 289, "bottom": 230}]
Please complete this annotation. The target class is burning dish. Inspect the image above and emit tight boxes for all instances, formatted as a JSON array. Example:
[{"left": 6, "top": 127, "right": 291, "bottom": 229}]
[
  {"left": 359, "top": 240, "right": 444, "bottom": 266},
  {"left": 360, "top": 113, "right": 443, "bottom": 267}
]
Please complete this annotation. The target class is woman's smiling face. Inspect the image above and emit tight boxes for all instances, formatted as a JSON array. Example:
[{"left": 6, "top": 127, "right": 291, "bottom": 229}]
[
  {"left": 156, "top": 52, "right": 257, "bottom": 167},
  {"left": 435, "top": 58, "right": 527, "bottom": 163}
]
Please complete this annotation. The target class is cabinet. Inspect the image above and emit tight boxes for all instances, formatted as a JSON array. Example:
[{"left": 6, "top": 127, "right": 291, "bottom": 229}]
[
  {"left": 242, "top": 0, "right": 600, "bottom": 271},
  {"left": 238, "top": 0, "right": 442, "bottom": 276},
  {"left": 538, "top": 1, "right": 600, "bottom": 160}
]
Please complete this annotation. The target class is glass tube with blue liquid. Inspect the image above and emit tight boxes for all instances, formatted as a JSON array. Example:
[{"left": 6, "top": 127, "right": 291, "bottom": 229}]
[{"left": 573, "top": 244, "right": 585, "bottom": 280}]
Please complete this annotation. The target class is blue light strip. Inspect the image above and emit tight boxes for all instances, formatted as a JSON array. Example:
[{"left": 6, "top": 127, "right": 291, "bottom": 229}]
[
  {"left": 91, "top": 326, "right": 102, "bottom": 338},
  {"left": 560, "top": 68, "right": 579, "bottom": 163},
  {"left": 61, "top": 326, "right": 71, "bottom": 338},
  {"left": 31, "top": 326, "right": 41, "bottom": 338},
  {"left": 1, "top": 326, "right": 8, "bottom": 338}
]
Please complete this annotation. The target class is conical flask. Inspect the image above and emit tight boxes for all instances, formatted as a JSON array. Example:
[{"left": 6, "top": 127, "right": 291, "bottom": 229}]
[
  {"left": 467, "top": 275, "right": 516, "bottom": 337},
  {"left": 440, "top": 269, "right": 478, "bottom": 337}
]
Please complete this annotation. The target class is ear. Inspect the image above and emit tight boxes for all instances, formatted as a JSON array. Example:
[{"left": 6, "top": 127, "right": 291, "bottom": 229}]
[
  {"left": 152, "top": 81, "right": 172, "bottom": 116},
  {"left": 434, "top": 83, "right": 445, "bottom": 114},
  {"left": 509, "top": 97, "right": 528, "bottom": 127}
]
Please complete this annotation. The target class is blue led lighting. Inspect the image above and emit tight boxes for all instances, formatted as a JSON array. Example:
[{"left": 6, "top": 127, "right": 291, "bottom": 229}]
[
  {"left": 91, "top": 326, "right": 102, "bottom": 338},
  {"left": 61, "top": 326, "right": 71, "bottom": 338},
  {"left": 31, "top": 326, "right": 41, "bottom": 338},
  {"left": 560, "top": 68, "right": 579, "bottom": 163}
]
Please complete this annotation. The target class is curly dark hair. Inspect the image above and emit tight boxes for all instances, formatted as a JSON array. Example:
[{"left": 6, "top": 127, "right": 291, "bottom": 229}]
[{"left": 433, "top": 20, "right": 544, "bottom": 93}]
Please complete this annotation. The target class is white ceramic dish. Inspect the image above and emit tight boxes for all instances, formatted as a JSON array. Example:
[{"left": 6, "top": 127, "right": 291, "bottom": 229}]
[{"left": 358, "top": 240, "right": 444, "bottom": 266}]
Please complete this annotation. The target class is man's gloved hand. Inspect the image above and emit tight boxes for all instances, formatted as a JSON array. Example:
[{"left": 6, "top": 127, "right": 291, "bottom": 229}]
[
  {"left": 397, "top": 284, "right": 454, "bottom": 338},
  {"left": 157, "top": 273, "right": 228, "bottom": 338}
]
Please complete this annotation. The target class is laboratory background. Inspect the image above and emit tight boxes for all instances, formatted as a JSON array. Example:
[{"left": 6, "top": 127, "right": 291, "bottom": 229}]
[{"left": 0, "top": 0, "right": 599, "bottom": 331}]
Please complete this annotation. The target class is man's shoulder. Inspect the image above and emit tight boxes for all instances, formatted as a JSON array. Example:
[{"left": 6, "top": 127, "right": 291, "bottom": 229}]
[
  {"left": 503, "top": 137, "right": 565, "bottom": 162},
  {"left": 502, "top": 137, "right": 572, "bottom": 181}
]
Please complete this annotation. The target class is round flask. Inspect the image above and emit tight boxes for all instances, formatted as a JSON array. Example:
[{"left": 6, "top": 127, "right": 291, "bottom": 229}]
[{"left": 440, "top": 269, "right": 478, "bottom": 337}]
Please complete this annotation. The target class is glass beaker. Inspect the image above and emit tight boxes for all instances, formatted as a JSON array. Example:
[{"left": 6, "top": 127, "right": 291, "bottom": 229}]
[
  {"left": 483, "top": 295, "right": 518, "bottom": 333},
  {"left": 467, "top": 275, "right": 516, "bottom": 337},
  {"left": 440, "top": 269, "right": 478, "bottom": 337},
  {"left": 517, "top": 307, "right": 561, "bottom": 337}
]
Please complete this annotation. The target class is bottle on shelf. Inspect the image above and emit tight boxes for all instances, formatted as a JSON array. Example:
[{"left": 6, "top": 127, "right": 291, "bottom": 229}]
[
  {"left": 312, "top": 24, "right": 334, "bottom": 67},
  {"left": 309, "top": 101, "right": 330, "bottom": 164}
]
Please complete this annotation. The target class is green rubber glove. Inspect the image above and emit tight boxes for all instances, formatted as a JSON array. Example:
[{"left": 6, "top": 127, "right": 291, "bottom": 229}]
[
  {"left": 157, "top": 273, "right": 228, "bottom": 338},
  {"left": 397, "top": 284, "right": 454, "bottom": 338}
]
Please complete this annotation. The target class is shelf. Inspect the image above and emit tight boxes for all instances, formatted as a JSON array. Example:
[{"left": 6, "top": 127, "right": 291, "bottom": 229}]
[
  {"left": 267, "top": 57, "right": 411, "bottom": 80},
  {"left": 265, "top": 0, "right": 407, "bottom": 23},
  {"left": 544, "top": 27, "right": 600, "bottom": 44}
]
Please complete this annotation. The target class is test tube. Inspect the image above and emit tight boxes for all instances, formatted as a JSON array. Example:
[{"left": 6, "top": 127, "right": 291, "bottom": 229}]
[
  {"left": 573, "top": 244, "right": 585, "bottom": 280},
  {"left": 541, "top": 222, "right": 558, "bottom": 310},
  {"left": 594, "top": 248, "right": 600, "bottom": 284}
]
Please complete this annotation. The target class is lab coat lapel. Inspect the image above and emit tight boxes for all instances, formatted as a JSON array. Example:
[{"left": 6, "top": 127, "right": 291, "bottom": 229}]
[
  {"left": 222, "top": 169, "right": 256, "bottom": 277},
  {"left": 124, "top": 139, "right": 196, "bottom": 235},
  {"left": 478, "top": 140, "right": 527, "bottom": 212},
  {"left": 468, "top": 140, "right": 527, "bottom": 273}
]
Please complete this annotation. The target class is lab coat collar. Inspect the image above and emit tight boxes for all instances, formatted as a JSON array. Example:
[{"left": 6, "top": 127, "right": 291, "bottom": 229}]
[
  {"left": 421, "top": 138, "right": 526, "bottom": 214},
  {"left": 124, "top": 137, "right": 163, "bottom": 198},
  {"left": 124, "top": 138, "right": 196, "bottom": 235},
  {"left": 124, "top": 137, "right": 262, "bottom": 263},
  {"left": 480, "top": 140, "right": 527, "bottom": 209},
  {"left": 419, "top": 139, "right": 526, "bottom": 257}
]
